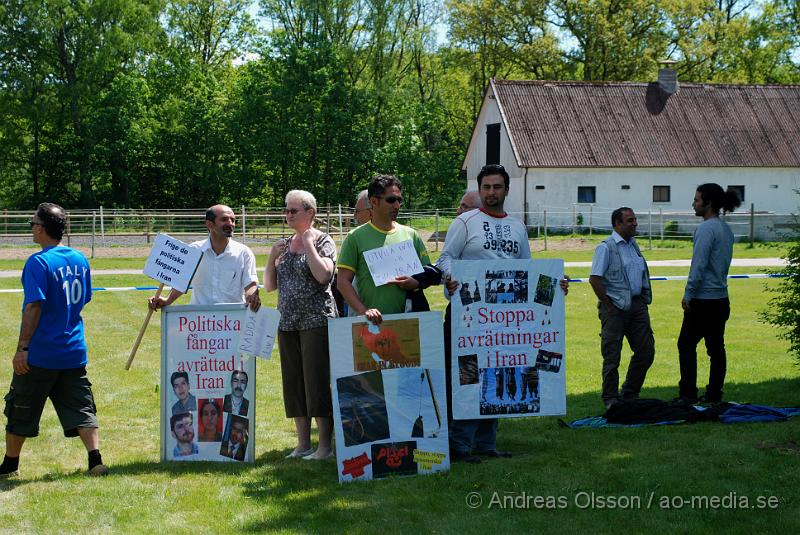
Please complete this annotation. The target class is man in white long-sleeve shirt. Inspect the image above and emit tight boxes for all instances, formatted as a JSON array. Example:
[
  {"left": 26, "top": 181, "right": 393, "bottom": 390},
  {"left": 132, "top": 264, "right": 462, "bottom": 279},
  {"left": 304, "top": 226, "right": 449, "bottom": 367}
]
[
  {"left": 438, "top": 164, "right": 567, "bottom": 463},
  {"left": 676, "top": 183, "right": 741, "bottom": 404}
]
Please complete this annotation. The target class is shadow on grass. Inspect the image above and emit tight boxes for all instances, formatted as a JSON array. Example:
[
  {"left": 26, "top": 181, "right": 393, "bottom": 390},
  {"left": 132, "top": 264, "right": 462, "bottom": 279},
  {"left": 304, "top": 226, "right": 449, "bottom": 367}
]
[
  {"left": 0, "top": 457, "right": 253, "bottom": 492},
  {"left": 234, "top": 377, "right": 800, "bottom": 532}
]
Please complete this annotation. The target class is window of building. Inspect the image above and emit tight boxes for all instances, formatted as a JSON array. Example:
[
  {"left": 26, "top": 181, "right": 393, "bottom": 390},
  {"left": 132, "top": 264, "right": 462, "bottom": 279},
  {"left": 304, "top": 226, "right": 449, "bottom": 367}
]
[
  {"left": 486, "top": 123, "right": 500, "bottom": 165},
  {"left": 728, "top": 185, "right": 745, "bottom": 202},
  {"left": 577, "top": 186, "right": 596, "bottom": 203},
  {"left": 535, "top": 185, "right": 545, "bottom": 190},
  {"left": 653, "top": 185, "right": 670, "bottom": 202}
]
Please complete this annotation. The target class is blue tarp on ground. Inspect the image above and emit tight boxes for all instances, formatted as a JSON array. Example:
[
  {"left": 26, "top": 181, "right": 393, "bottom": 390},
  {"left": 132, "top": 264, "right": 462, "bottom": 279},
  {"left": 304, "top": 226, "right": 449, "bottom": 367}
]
[{"left": 563, "top": 402, "right": 800, "bottom": 429}]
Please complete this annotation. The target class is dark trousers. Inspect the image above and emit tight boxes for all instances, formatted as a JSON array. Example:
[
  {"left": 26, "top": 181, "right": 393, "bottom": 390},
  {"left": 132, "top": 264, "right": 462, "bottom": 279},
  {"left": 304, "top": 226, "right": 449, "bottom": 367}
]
[
  {"left": 678, "top": 298, "right": 730, "bottom": 400},
  {"left": 599, "top": 297, "right": 655, "bottom": 405},
  {"left": 444, "top": 304, "right": 498, "bottom": 453}
]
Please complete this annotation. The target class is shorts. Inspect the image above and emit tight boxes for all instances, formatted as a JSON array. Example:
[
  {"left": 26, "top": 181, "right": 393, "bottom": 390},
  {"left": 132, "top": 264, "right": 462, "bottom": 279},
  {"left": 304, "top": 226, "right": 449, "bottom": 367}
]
[
  {"left": 277, "top": 327, "right": 333, "bottom": 418},
  {"left": 4, "top": 365, "right": 99, "bottom": 438}
]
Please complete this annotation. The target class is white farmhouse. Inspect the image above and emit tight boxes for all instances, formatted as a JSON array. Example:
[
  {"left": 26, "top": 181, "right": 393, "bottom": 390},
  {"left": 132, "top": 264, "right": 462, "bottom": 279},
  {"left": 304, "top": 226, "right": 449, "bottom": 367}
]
[{"left": 462, "top": 79, "right": 800, "bottom": 234}]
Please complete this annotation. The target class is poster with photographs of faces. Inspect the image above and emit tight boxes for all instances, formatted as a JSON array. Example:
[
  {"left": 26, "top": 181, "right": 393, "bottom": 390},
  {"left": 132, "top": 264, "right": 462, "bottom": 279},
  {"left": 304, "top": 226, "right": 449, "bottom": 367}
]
[
  {"left": 161, "top": 304, "right": 256, "bottom": 463},
  {"left": 451, "top": 259, "right": 566, "bottom": 419},
  {"left": 329, "top": 312, "right": 450, "bottom": 483}
]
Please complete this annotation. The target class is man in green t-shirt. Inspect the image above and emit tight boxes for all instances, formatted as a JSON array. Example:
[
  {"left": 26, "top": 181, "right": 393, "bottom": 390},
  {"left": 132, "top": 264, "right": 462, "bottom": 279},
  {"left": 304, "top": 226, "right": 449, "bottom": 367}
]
[{"left": 337, "top": 175, "right": 431, "bottom": 325}]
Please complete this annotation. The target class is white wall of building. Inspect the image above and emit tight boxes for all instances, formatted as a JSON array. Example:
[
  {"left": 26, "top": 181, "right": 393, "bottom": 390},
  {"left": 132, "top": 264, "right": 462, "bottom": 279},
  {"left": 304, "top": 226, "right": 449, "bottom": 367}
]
[{"left": 525, "top": 167, "right": 799, "bottom": 218}]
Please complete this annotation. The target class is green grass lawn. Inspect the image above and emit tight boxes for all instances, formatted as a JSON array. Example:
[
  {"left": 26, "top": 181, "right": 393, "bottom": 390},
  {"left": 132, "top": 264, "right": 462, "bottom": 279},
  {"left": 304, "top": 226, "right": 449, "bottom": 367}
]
[{"left": 0, "top": 265, "right": 798, "bottom": 533}]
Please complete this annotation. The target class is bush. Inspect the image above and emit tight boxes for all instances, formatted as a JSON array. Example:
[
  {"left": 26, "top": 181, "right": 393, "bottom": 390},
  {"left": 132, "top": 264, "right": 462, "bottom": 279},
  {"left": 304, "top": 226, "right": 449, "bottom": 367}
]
[
  {"left": 664, "top": 220, "right": 679, "bottom": 237},
  {"left": 761, "top": 214, "right": 800, "bottom": 364}
]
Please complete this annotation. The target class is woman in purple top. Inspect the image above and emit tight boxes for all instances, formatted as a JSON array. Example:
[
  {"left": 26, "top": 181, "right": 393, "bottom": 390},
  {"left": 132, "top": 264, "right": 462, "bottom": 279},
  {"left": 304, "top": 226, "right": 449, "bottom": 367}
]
[{"left": 265, "top": 190, "right": 337, "bottom": 460}]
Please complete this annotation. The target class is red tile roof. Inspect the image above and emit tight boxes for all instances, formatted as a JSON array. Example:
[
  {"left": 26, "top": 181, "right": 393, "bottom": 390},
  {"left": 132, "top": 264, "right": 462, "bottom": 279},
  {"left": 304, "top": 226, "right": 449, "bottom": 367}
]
[{"left": 491, "top": 79, "right": 800, "bottom": 168}]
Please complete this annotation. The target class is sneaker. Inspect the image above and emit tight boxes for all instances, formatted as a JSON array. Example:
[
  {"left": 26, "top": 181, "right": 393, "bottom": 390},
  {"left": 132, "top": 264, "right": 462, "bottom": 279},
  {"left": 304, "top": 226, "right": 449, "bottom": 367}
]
[
  {"left": 87, "top": 464, "right": 109, "bottom": 477},
  {"left": 0, "top": 468, "right": 20, "bottom": 479},
  {"left": 672, "top": 395, "right": 698, "bottom": 405}
]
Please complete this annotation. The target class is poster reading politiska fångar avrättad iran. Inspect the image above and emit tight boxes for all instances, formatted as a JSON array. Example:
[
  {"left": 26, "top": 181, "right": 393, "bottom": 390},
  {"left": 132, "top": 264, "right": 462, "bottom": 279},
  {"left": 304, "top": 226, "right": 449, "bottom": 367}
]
[{"left": 161, "top": 304, "right": 256, "bottom": 462}]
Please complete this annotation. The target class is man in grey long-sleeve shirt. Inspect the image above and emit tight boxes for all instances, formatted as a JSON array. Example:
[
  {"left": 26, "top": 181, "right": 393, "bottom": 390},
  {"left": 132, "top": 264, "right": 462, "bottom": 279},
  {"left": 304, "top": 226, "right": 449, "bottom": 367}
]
[{"left": 676, "top": 183, "right": 741, "bottom": 403}]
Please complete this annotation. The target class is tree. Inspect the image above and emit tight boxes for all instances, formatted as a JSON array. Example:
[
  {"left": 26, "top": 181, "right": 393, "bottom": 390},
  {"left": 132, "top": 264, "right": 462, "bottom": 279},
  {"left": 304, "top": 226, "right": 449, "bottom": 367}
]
[
  {"left": 550, "top": 0, "right": 670, "bottom": 81},
  {"left": 667, "top": 0, "right": 800, "bottom": 83}
]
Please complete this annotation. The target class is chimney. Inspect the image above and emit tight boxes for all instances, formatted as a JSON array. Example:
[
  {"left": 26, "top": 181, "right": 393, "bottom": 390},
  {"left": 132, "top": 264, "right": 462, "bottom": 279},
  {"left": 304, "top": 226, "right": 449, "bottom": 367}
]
[{"left": 658, "top": 60, "right": 679, "bottom": 94}]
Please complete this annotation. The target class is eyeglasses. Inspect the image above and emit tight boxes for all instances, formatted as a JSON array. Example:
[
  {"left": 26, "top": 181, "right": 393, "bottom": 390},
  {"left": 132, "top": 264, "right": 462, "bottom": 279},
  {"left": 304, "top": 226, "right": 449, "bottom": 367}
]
[
  {"left": 284, "top": 208, "right": 307, "bottom": 215},
  {"left": 29, "top": 221, "right": 42, "bottom": 228},
  {"left": 378, "top": 196, "right": 403, "bottom": 205}
]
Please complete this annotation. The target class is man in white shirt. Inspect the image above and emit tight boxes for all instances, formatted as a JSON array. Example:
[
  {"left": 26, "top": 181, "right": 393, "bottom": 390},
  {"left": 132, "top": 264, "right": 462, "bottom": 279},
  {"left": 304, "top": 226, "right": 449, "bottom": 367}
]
[
  {"left": 438, "top": 164, "right": 567, "bottom": 463},
  {"left": 149, "top": 205, "right": 260, "bottom": 310},
  {"left": 589, "top": 207, "right": 654, "bottom": 409}
]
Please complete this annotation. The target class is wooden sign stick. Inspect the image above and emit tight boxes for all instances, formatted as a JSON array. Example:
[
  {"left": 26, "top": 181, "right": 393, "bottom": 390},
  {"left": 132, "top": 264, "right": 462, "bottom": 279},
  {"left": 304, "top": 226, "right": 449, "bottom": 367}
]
[{"left": 125, "top": 283, "right": 164, "bottom": 370}]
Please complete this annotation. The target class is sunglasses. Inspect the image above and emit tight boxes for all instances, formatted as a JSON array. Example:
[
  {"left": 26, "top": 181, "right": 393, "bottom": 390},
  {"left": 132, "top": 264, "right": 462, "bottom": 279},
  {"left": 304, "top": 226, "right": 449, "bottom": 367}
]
[
  {"left": 379, "top": 195, "right": 403, "bottom": 205},
  {"left": 284, "top": 208, "right": 307, "bottom": 215}
]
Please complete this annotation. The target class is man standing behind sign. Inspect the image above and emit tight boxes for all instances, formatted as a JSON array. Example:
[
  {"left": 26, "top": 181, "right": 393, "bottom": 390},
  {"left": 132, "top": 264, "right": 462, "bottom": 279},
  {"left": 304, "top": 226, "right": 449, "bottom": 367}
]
[
  {"left": 457, "top": 190, "right": 481, "bottom": 215},
  {"left": 1, "top": 203, "right": 107, "bottom": 478},
  {"left": 438, "top": 164, "right": 568, "bottom": 463},
  {"left": 337, "top": 175, "right": 434, "bottom": 325},
  {"left": 149, "top": 205, "right": 260, "bottom": 311},
  {"left": 589, "top": 207, "right": 655, "bottom": 409}
]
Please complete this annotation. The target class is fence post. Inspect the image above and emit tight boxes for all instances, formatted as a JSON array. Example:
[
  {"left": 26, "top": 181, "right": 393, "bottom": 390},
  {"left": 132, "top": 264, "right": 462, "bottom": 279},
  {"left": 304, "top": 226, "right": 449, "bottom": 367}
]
[
  {"left": 648, "top": 210, "right": 652, "bottom": 250},
  {"left": 543, "top": 210, "right": 548, "bottom": 251},
  {"left": 589, "top": 205, "right": 593, "bottom": 237},
  {"left": 66, "top": 212, "right": 71, "bottom": 247},
  {"left": 435, "top": 209, "right": 440, "bottom": 252},
  {"left": 146, "top": 213, "right": 152, "bottom": 244},
  {"left": 326, "top": 204, "right": 331, "bottom": 233},
  {"left": 3, "top": 209, "right": 6, "bottom": 235},
  {"left": 241, "top": 205, "right": 246, "bottom": 240},
  {"left": 659, "top": 208, "right": 663, "bottom": 242},
  {"left": 91, "top": 211, "right": 96, "bottom": 259},
  {"left": 100, "top": 206, "right": 105, "bottom": 247},
  {"left": 338, "top": 204, "right": 343, "bottom": 241},
  {"left": 572, "top": 204, "right": 576, "bottom": 234},
  {"left": 750, "top": 203, "right": 755, "bottom": 247}
]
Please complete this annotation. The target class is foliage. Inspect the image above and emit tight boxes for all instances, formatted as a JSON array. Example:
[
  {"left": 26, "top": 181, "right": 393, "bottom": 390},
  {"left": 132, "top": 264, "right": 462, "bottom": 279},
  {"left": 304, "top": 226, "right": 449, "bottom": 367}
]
[
  {"left": 762, "top": 214, "right": 800, "bottom": 363},
  {"left": 0, "top": 0, "right": 798, "bottom": 209}
]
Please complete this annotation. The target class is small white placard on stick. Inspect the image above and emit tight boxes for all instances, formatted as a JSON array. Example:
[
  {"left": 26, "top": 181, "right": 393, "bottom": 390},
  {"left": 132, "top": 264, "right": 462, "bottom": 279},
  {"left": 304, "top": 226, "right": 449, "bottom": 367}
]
[
  {"left": 363, "top": 239, "right": 424, "bottom": 286},
  {"left": 238, "top": 307, "right": 281, "bottom": 360},
  {"left": 143, "top": 233, "right": 203, "bottom": 293}
]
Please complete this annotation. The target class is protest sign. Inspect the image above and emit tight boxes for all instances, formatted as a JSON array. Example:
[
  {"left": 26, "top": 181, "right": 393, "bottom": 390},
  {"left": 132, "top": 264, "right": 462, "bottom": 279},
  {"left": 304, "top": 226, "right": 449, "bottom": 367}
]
[
  {"left": 143, "top": 233, "right": 203, "bottom": 293},
  {"left": 363, "top": 239, "right": 424, "bottom": 286},
  {"left": 329, "top": 312, "right": 450, "bottom": 482},
  {"left": 161, "top": 304, "right": 256, "bottom": 462},
  {"left": 450, "top": 259, "right": 566, "bottom": 419},
  {"left": 238, "top": 306, "right": 280, "bottom": 360}
]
